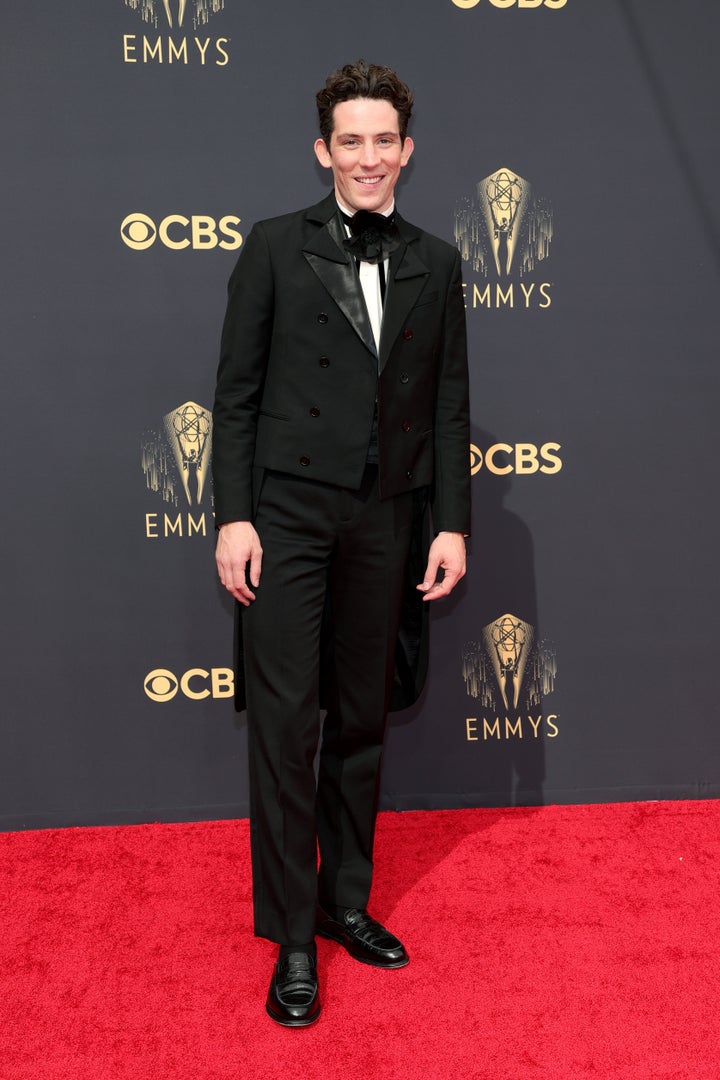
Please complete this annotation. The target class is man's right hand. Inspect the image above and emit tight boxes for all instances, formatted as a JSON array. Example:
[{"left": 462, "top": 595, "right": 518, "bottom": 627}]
[{"left": 215, "top": 521, "right": 263, "bottom": 606}]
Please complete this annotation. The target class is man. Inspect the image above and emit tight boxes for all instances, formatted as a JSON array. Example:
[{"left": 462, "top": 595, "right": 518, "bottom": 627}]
[{"left": 212, "top": 60, "right": 470, "bottom": 1026}]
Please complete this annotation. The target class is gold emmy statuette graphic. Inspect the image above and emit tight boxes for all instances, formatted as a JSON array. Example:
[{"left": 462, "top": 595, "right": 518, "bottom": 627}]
[
  {"left": 163, "top": 402, "right": 212, "bottom": 507},
  {"left": 480, "top": 168, "right": 529, "bottom": 278},
  {"left": 483, "top": 613, "right": 534, "bottom": 711},
  {"left": 455, "top": 166, "right": 553, "bottom": 285}
]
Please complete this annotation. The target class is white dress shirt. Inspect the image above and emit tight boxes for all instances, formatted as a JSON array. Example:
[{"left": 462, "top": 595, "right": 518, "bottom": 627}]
[{"left": 337, "top": 198, "right": 393, "bottom": 352}]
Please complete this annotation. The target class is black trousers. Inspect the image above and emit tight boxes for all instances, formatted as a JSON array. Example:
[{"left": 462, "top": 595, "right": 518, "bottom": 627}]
[{"left": 242, "top": 465, "right": 414, "bottom": 945}]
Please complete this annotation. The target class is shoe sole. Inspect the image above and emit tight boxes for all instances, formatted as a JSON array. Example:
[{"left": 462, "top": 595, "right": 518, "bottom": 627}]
[{"left": 266, "top": 1002, "right": 322, "bottom": 1027}]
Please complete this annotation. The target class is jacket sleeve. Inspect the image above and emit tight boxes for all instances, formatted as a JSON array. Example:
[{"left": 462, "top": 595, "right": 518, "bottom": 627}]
[
  {"left": 429, "top": 249, "right": 471, "bottom": 535},
  {"left": 212, "top": 223, "right": 274, "bottom": 524}
]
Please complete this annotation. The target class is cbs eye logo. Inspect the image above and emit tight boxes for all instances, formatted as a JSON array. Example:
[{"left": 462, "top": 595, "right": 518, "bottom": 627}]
[
  {"left": 144, "top": 669, "right": 178, "bottom": 702},
  {"left": 469, "top": 442, "right": 562, "bottom": 475},
  {"left": 144, "top": 667, "right": 235, "bottom": 702},
  {"left": 120, "top": 213, "right": 243, "bottom": 251}
]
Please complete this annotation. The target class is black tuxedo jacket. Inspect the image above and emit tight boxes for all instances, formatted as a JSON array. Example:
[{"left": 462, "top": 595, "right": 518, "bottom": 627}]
[
  {"left": 213, "top": 192, "right": 470, "bottom": 534},
  {"left": 212, "top": 192, "right": 471, "bottom": 708}
]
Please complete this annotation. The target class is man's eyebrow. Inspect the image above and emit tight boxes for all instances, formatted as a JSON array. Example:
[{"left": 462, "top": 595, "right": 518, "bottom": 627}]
[{"left": 336, "top": 131, "right": 400, "bottom": 139}]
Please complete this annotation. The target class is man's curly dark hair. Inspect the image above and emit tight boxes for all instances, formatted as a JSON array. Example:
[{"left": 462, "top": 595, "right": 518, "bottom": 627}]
[{"left": 316, "top": 60, "right": 414, "bottom": 146}]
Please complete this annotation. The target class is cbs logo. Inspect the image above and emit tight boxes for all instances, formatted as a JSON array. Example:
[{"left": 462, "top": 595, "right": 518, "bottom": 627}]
[
  {"left": 144, "top": 667, "right": 234, "bottom": 702},
  {"left": 470, "top": 442, "right": 562, "bottom": 475},
  {"left": 452, "top": 0, "right": 566, "bottom": 8},
  {"left": 121, "top": 213, "right": 242, "bottom": 251}
]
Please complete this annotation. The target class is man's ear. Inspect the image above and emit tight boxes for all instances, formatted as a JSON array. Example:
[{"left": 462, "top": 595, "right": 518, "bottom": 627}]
[
  {"left": 400, "top": 136, "right": 415, "bottom": 167},
  {"left": 314, "top": 138, "right": 332, "bottom": 169}
]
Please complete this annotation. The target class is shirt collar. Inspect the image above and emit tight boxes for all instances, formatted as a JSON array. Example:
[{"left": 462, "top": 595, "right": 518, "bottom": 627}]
[{"left": 335, "top": 197, "right": 395, "bottom": 220}]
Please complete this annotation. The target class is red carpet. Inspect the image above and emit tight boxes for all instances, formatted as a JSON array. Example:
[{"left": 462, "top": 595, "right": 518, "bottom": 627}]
[{"left": 2, "top": 801, "right": 720, "bottom": 1079}]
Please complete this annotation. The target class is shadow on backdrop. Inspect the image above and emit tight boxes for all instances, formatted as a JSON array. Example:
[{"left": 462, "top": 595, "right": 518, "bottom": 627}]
[
  {"left": 462, "top": 426, "right": 546, "bottom": 808},
  {"left": 617, "top": 0, "right": 720, "bottom": 271}
]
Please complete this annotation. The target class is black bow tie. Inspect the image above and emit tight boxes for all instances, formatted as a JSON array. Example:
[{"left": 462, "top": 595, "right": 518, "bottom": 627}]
[{"left": 341, "top": 210, "right": 401, "bottom": 264}]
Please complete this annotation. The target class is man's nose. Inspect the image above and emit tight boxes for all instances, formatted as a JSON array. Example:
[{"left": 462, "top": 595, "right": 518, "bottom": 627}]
[{"left": 359, "top": 141, "right": 380, "bottom": 168}]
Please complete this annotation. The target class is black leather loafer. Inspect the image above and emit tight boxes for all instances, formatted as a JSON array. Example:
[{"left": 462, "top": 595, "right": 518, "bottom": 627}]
[
  {"left": 266, "top": 952, "right": 321, "bottom": 1027},
  {"left": 316, "top": 908, "right": 409, "bottom": 968}
]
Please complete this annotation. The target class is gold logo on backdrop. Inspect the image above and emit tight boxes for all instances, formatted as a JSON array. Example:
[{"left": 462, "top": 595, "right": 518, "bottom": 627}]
[
  {"left": 141, "top": 402, "right": 213, "bottom": 538},
  {"left": 457, "top": 167, "right": 553, "bottom": 279},
  {"left": 121, "top": 213, "right": 157, "bottom": 250},
  {"left": 124, "top": 0, "right": 224, "bottom": 29},
  {"left": 451, "top": 0, "right": 568, "bottom": 9},
  {"left": 464, "top": 613, "right": 556, "bottom": 708},
  {"left": 120, "top": 213, "right": 242, "bottom": 251},
  {"left": 484, "top": 614, "right": 533, "bottom": 710},
  {"left": 164, "top": 402, "right": 212, "bottom": 506},
  {"left": 469, "top": 442, "right": 562, "bottom": 476},
  {"left": 455, "top": 167, "right": 554, "bottom": 310},
  {"left": 122, "top": 0, "right": 230, "bottom": 65},
  {"left": 462, "top": 615, "right": 558, "bottom": 740},
  {"left": 144, "top": 667, "right": 234, "bottom": 701}
]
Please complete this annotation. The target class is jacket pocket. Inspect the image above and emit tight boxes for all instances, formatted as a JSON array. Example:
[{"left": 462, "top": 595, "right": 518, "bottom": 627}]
[{"left": 259, "top": 408, "right": 290, "bottom": 421}]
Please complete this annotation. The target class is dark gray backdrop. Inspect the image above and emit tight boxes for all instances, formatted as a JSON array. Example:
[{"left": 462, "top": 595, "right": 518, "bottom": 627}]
[{"left": 2, "top": 0, "right": 718, "bottom": 829}]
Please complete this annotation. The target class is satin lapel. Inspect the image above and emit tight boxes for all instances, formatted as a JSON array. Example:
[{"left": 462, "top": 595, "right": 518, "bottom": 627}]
[
  {"left": 302, "top": 212, "right": 377, "bottom": 359},
  {"left": 379, "top": 238, "right": 430, "bottom": 373}
]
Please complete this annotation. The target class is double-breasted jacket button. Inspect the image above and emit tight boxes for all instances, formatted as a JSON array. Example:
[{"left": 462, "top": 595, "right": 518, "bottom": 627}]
[
  {"left": 400, "top": 371, "right": 409, "bottom": 384},
  {"left": 403, "top": 328, "right": 414, "bottom": 340},
  {"left": 406, "top": 469, "right": 413, "bottom": 480},
  {"left": 309, "top": 406, "right": 320, "bottom": 417},
  {"left": 402, "top": 420, "right": 411, "bottom": 432},
  {"left": 319, "top": 356, "right": 330, "bottom": 367},
  {"left": 317, "top": 313, "right": 329, "bottom": 324},
  {"left": 300, "top": 455, "right": 310, "bottom": 466}
]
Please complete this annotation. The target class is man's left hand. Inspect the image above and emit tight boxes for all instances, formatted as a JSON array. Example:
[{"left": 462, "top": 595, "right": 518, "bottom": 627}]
[{"left": 417, "top": 531, "right": 467, "bottom": 601}]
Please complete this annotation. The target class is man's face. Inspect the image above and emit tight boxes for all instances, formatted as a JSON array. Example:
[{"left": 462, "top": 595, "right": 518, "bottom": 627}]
[{"left": 314, "top": 98, "right": 414, "bottom": 215}]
